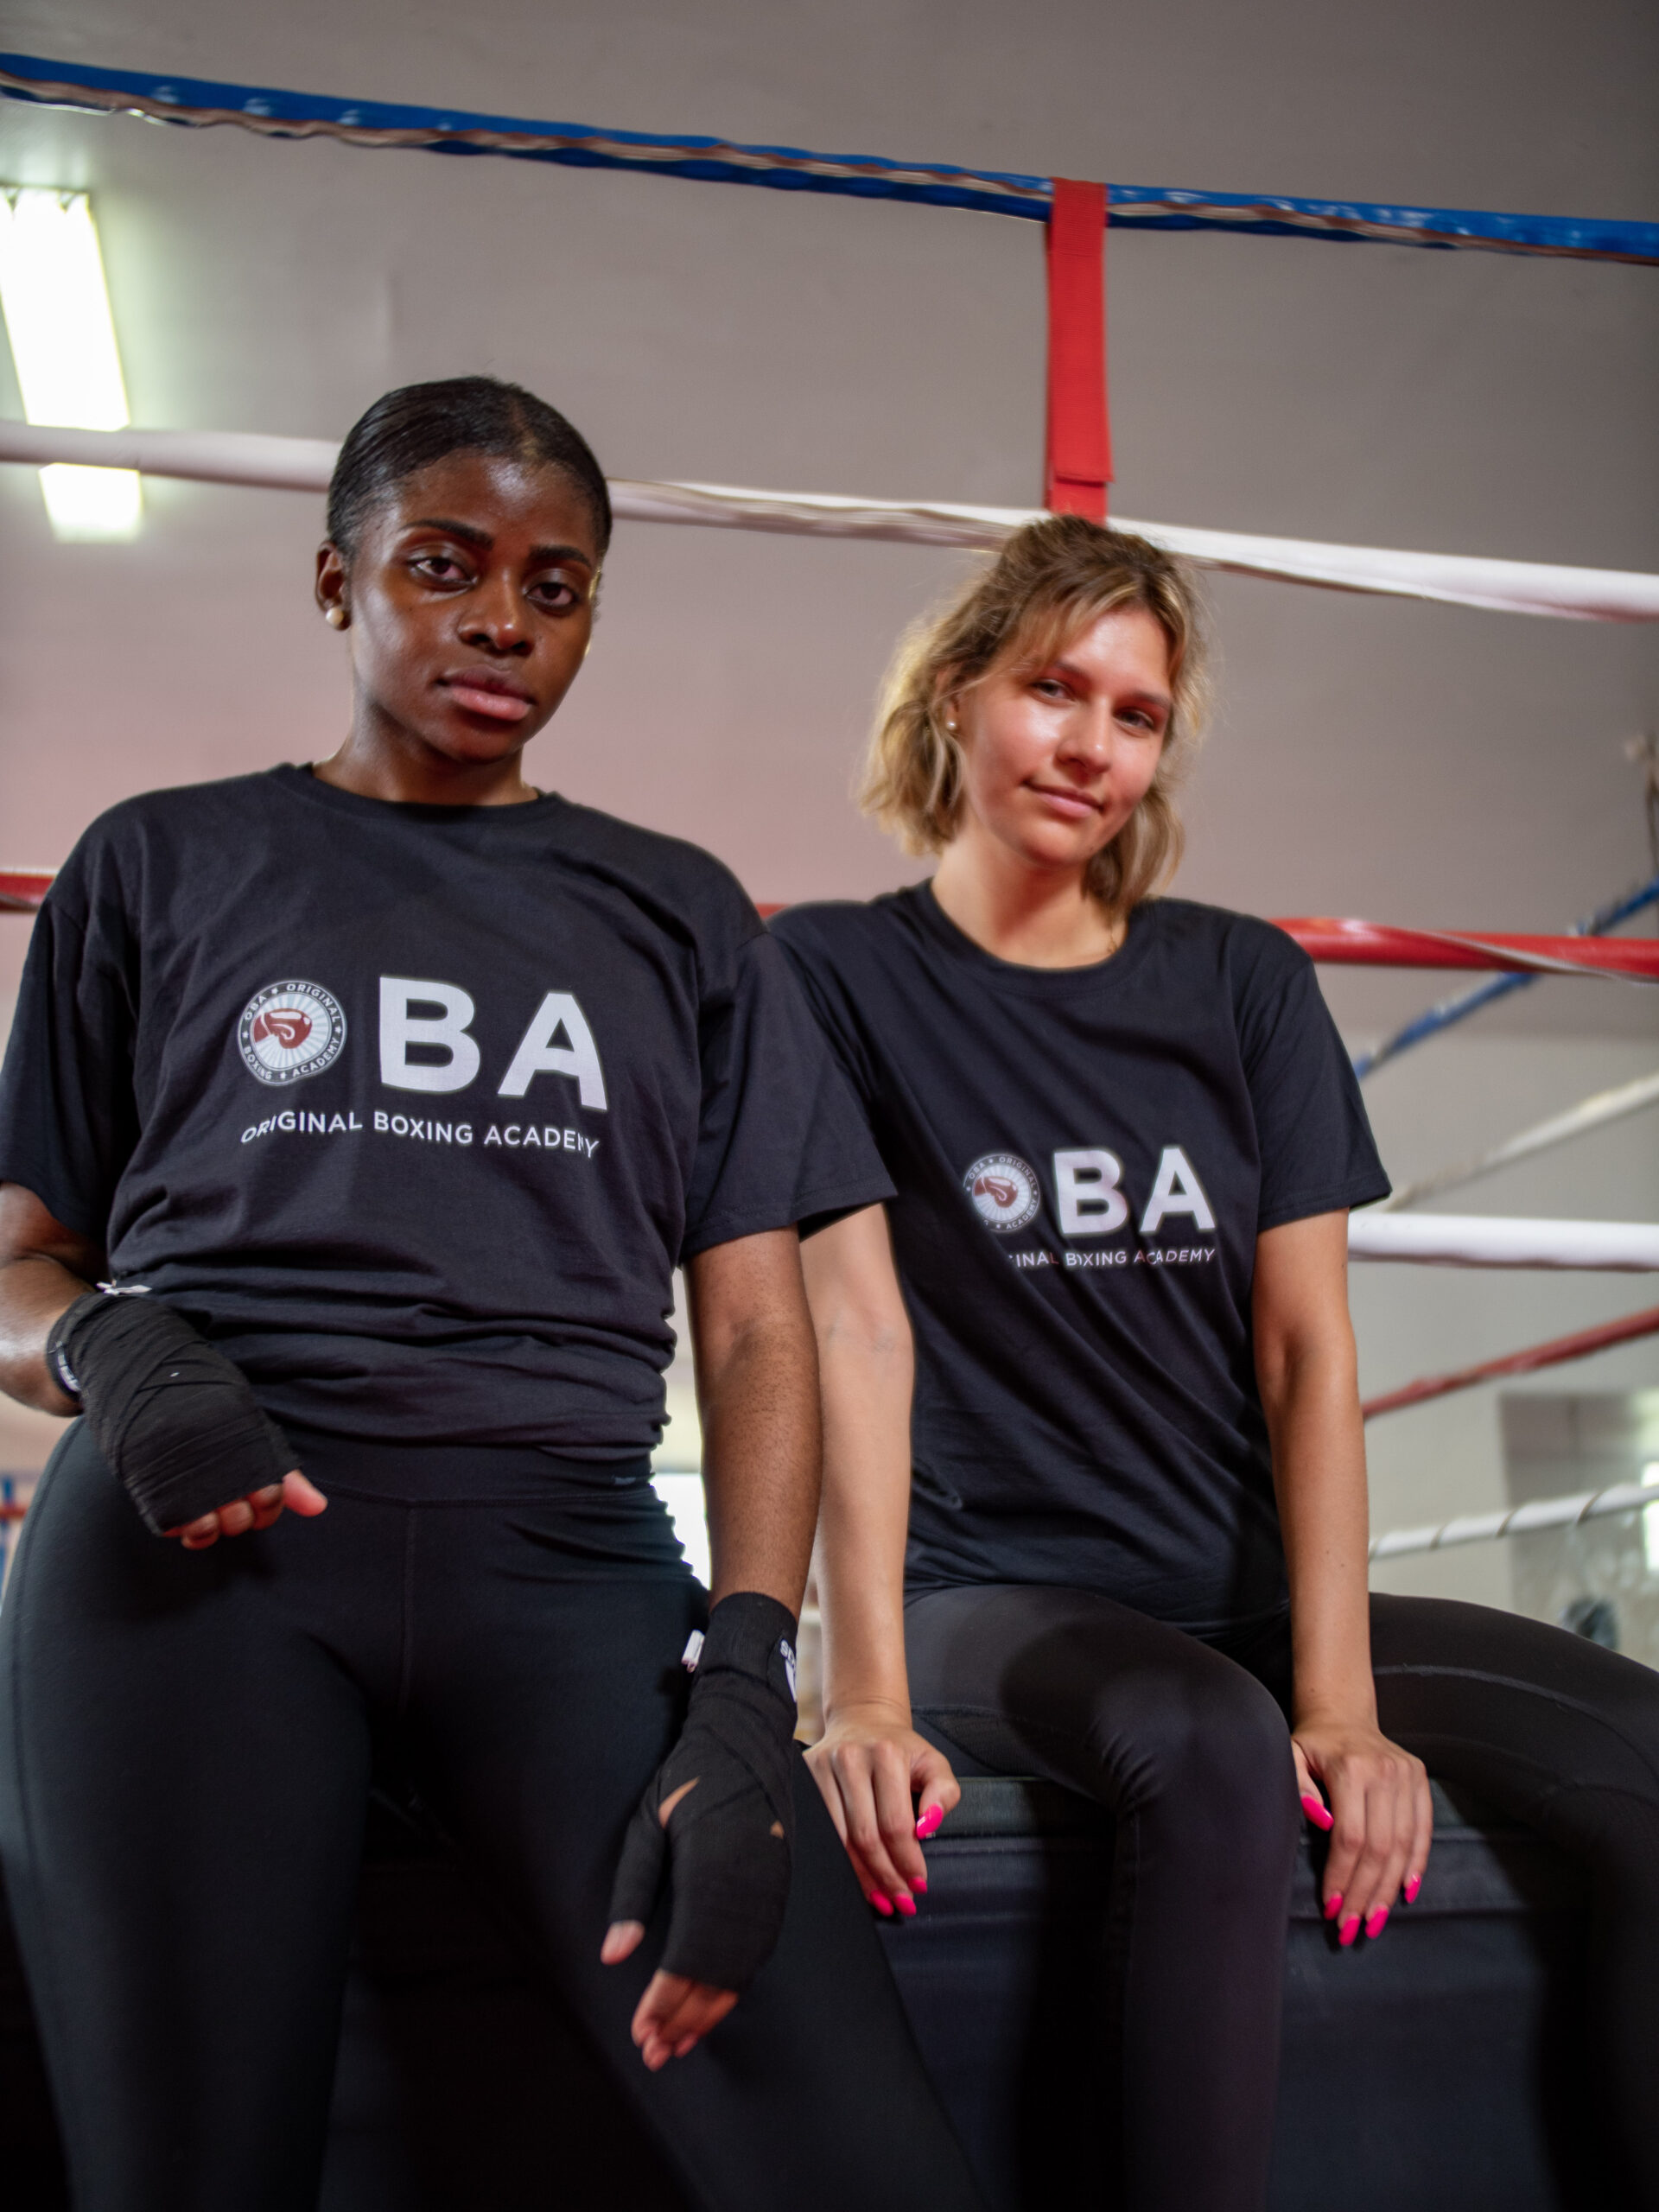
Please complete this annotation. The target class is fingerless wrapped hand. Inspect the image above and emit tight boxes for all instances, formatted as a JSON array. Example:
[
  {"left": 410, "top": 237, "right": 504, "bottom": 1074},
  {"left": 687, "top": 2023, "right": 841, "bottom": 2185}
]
[
  {"left": 46, "top": 1291, "right": 295, "bottom": 1535},
  {"left": 607, "top": 1590, "right": 798, "bottom": 1993}
]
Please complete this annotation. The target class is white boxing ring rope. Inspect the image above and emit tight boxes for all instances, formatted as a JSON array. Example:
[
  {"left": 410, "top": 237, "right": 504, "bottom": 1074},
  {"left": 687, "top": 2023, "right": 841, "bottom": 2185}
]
[
  {"left": 1374, "top": 1071, "right": 1659, "bottom": 1213},
  {"left": 1348, "top": 1214, "right": 1659, "bottom": 1271},
  {"left": 1370, "top": 1478, "right": 1659, "bottom": 1564},
  {"left": 3, "top": 418, "right": 1659, "bottom": 623}
]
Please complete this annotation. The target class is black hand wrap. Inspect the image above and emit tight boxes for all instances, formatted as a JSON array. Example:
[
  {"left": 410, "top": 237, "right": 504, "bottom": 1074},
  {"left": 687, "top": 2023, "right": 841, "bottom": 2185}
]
[
  {"left": 607, "top": 1590, "right": 798, "bottom": 1993},
  {"left": 46, "top": 1292, "right": 296, "bottom": 1536}
]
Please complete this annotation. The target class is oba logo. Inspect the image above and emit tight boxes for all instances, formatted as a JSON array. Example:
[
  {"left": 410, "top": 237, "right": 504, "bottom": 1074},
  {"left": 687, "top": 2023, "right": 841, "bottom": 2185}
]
[
  {"left": 234, "top": 976, "right": 608, "bottom": 1108},
  {"left": 238, "top": 982, "right": 346, "bottom": 1086},
  {"left": 963, "top": 1152, "right": 1041, "bottom": 1233}
]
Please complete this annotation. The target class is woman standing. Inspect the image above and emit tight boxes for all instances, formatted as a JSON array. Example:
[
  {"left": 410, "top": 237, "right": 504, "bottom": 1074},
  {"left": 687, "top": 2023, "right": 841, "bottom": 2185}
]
[
  {"left": 773, "top": 516, "right": 1659, "bottom": 2211},
  {"left": 0, "top": 378, "right": 984, "bottom": 2212}
]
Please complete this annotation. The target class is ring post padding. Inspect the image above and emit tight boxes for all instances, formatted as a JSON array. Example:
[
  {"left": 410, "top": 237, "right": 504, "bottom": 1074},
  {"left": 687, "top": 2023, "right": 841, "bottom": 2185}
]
[{"left": 1044, "top": 179, "right": 1110, "bottom": 518}]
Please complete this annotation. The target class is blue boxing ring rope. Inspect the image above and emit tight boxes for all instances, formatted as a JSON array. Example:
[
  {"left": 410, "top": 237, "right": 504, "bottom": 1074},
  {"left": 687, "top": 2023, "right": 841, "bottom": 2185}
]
[
  {"left": 1353, "top": 868, "right": 1659, "bottom": 1080},
  {"left": 3, "top": 52, "right": 1658, "bottom": 267}
]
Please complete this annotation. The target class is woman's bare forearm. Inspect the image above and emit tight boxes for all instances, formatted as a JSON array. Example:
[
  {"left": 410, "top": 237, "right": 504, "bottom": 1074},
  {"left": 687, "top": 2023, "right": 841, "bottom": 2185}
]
[
  {"left": 801, "top": 1208, "right": 917, "bottom": 1721},
  {"left": 0, "top": 1184, "right": 103, "bottom": 1413},
  {"left": 1254, "top": 1213, "right": 1375, "bottom": 1727},
  {"left": 1262, "top": 1342, "right": 1376, "bottom": 1726},
  {"left": 686, "top": 1230, "right": 821, "bottom": 1613}
]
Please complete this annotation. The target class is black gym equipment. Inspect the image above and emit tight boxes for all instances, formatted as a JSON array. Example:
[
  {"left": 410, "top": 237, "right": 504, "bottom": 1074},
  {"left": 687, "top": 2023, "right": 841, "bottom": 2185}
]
[{"left": 0, "top": 1772, "right": 1605, "bottom": 2210}]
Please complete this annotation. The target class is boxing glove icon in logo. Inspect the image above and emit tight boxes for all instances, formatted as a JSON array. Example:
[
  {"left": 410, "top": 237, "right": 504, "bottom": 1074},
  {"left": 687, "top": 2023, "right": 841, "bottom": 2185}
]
[
  {"left": 963, "top": 1153, "right": 1041, "bottom": 1233},
  {"left": 238, "top": 982, "right": 347, "bottom": 1085}
]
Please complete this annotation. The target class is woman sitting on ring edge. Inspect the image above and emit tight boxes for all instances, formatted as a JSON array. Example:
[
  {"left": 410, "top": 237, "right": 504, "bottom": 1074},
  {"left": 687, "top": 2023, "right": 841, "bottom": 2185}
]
[
  {"left": 0, "top": 376, "right": 986, "bottom": 2212},
  {"left": 772, "top": 515, "right": 1659, "bottom": 2212}
]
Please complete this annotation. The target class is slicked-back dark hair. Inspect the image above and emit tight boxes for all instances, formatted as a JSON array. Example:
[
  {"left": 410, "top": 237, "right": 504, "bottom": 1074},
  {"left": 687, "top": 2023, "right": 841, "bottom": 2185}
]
[{"left": 326, "top": 377, "right": 613, "bottom": 561}]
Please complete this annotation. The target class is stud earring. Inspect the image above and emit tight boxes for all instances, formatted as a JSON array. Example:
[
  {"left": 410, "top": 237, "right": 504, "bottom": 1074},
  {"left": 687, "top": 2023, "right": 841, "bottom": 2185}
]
[{"left": 324, "top": 606, "right": 347, "bottom": 630}]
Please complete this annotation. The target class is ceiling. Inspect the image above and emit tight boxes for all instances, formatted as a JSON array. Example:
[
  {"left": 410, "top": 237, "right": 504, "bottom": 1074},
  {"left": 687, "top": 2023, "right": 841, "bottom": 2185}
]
[{"left": 2, "top": 0, "right": 1657, "bottom": 1043}]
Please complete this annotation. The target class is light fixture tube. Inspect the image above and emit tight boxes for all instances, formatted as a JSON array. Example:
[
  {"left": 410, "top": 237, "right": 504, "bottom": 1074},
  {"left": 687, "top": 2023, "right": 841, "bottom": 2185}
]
[{"left": 0, "top": 188, "right": 142, "bottom": 538}]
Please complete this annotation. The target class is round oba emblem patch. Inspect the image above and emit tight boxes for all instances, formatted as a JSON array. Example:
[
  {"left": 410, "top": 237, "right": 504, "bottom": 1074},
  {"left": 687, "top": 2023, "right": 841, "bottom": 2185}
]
[
  {"left": 963, "top": 1152, "right": 1041, "bottom": 1233},
  {"left": 238, "top": 981, "right": 346, "bottom": 1085}
]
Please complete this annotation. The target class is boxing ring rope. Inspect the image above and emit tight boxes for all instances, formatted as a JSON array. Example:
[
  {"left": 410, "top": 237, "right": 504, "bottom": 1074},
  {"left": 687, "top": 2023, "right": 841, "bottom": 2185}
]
[
  {"left": 1276, "top": 921, "right": 1659, "bottom": 980},
  {"left": 1352, "top": 869, "right": 1659, "bottom": 1079},
  {"left": 1362, "top": 1303, "right": 1659, "bottom": 1421},
  {"left": 1348, "top": 1216, "right": 1659, "bottom": 1271},
  {"left": 3, "top": 420, "right": 1659, "bottom": 622},
  {"left": 1369, "top": 1469, "right": 1659, "bottom": 1564},
  {"left": 4, "top": 53, "right": 1657, "bottom": 267},
  {"left": 1374, "top": 1071, "right": 1659, "bottom": 1213}
]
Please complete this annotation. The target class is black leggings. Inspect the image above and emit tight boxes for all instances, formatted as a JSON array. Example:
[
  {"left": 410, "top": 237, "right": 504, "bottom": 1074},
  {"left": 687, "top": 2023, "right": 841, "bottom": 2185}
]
[
  {"left": 906, "top": 1580, "right": 1659, "bottom": 2212},
  {"left": 0, "top": 1425, "right": 986, "bottom": 2212}
]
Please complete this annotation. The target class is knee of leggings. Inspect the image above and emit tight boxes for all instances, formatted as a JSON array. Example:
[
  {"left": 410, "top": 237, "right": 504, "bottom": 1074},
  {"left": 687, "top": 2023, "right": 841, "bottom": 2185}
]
[{"left": 1107, "top": 1662, "right": 1296, "bottom": 1840}]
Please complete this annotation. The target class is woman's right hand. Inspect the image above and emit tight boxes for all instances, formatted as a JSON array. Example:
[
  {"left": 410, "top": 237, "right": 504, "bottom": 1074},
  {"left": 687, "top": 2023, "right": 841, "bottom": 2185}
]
[
  {"left": 806, "top": 1700, "right": 961, "bottom": 1916},
  {"left": 170, "top": 1470, "right": 328, "bottom": 1549}
]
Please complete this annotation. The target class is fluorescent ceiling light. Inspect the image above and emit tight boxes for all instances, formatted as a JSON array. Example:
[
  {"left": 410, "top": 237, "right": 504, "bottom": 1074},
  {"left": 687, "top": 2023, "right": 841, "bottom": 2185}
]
[{"left": 0, "top": 188, "right": 142, "bottom": 539}]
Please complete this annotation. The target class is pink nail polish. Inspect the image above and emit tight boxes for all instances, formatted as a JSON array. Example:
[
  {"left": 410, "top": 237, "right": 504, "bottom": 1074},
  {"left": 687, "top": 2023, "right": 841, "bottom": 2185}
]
[
  {"left": 1403, "top": 1873, "right": 1421, "bottom": 1904},
  {"left": 1300, "top": 1793, "right": 1333, "bottom": 1832},
  {"left": 1323, "top": 1891, "right": 1344, "bottom": 1922},
  {"left": 1365, "top": 1907, "right": 1389, "bottom": 1940},
  {"left": 869, "top": 1892, "right": 893, "bottom": 1917},
  {"left": 916, "top": 1805, "right": 944, "bottom": 1840},
  {"left": 1338, "top": 1914, "right": 1360, "bottom": 1948},
  {"left": 893, "top": 1892, "right": 917, "bottom": 1918},
  {"left": 912, "top": 1875, "right": 927, "bottom": 1894}
]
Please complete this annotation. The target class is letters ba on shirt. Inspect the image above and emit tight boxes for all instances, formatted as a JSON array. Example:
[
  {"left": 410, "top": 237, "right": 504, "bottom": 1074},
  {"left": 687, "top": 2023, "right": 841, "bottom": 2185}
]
[
  {"left": 237, "top": 978, "right": 607, "bottom": 1161},
  {"left": 963, "top": 1144, "right": 1219, "bottom": 1274}
]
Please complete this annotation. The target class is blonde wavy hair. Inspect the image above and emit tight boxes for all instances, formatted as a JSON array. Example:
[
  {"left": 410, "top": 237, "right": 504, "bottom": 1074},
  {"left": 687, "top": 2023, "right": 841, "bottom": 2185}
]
[{"left": 860, "top": 515, "right": 1211, "bottom": 918}]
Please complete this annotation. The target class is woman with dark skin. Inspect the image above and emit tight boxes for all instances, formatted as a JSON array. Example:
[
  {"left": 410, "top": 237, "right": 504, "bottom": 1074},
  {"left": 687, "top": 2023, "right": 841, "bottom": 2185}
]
[{"left": 0, "top": 379, "right": 984, "bottom": 2212}]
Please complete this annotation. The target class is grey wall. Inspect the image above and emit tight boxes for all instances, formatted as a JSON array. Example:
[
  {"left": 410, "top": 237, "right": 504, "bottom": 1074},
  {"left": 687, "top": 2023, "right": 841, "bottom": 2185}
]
[{"left": 1, "top": 0, "right": 1656, "bottom": 1590}]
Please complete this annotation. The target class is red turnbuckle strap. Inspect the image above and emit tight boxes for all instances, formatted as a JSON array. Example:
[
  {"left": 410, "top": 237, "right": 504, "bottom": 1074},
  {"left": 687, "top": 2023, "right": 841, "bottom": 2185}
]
[{"left": 1044, "top": 179, "right": 1111, "bottom": 519}]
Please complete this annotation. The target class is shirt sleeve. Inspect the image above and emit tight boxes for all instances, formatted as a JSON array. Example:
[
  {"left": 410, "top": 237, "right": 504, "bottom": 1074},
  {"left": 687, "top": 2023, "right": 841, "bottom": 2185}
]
[
  {"left": 766, "top": 907, "right": 880, "bottom": 1114},
  {"left": 1236, "top": 934, "right": 1391, "bottom": 1231},
  {"left": 0, "top": 865, "right": 142, "bottom": 1244},
  {"left": 680, "top": 930, "right": 895, "bottom": 1259}
]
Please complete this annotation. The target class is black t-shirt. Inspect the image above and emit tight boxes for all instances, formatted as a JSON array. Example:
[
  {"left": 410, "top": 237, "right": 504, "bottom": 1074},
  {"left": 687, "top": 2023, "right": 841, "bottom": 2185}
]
[
  {"left": 0, "top": 767, "right": 891, "bottom": 1472},
  {"left": 772, "top": 885, "right": 1389, "bottom": 1630}
]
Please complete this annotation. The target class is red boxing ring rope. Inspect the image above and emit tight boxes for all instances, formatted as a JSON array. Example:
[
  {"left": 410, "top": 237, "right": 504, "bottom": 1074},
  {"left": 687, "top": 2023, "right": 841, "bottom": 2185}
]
[
  {"left": 13, "top": 880, "right": 1658, "bottom": 982},
  {"left": 1362, "top": 1303, "right": 1659, "bottom": 1420},
  {"left": 10, "top": 881, "right": 1659, "bottom": 991},
  {"left": 1273, "top": 919, "right": 1659, "bottom": 980}
]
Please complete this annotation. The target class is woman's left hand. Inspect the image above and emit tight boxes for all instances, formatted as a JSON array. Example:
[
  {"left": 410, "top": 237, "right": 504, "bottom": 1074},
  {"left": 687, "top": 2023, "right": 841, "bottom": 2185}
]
[
  {"left": 1292, "top": 1716, "right": 1432, "bottom": 1946},
  {"left": 805, "top": 1703, "right": 960, "bottom": 1915}
]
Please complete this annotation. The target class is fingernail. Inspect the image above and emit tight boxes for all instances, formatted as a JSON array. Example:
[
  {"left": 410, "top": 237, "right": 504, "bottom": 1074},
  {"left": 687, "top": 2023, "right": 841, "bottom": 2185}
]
[
  {"left": 893, "top": 1892, "right": 917, "bottom": 1918},
  {"left": 1323, "top": 1891, "right": 1344, "bottom": 1922},
  {"left": 869, "top": 1892, "right": 893, "bottom": 1917},
  {"left": 1403, "top": 1873, "right": 1421, "bottom": 1904},
  {"left": 1365, "top": 1907, "right": 1389, "bottom": 1940},
  {"left": 1300, "top": 1793, "right": 1333, "bottom": 1832},
  {"left": 1338, "top": 1914, "right": 1361, "bottom": 1948},
  {"left": 916, "top": 1806, "right": 944, "bottom": 1840},
  {"left": 912, "top": 1874, "right": 927, "bottom": 1894}
]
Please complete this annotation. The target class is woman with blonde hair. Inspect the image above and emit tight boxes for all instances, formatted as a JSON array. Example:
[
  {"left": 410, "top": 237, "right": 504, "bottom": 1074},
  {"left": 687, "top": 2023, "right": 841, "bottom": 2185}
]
[{"left": 771, "top": 515, "right": 1659, "bottom": 2212}]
